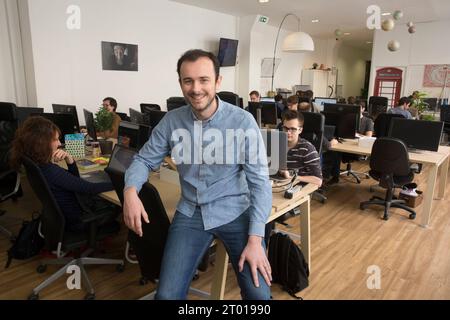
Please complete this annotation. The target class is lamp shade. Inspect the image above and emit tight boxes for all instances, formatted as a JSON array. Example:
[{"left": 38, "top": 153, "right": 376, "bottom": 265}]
[{"left": 282, "top": 31, "right": 315, "bottom": 52}]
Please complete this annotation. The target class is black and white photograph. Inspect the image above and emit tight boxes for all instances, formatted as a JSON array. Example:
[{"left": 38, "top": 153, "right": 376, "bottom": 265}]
[{"left": 101, "top": 41, "right": 138, "bottom": 71}]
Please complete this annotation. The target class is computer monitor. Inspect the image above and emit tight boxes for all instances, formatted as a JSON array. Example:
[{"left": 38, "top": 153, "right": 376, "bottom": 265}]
[
  {"left": 39, "top": 113, "right": 77, "bottom": 143},
  {"left": 260, "top": 129, "right": 288, "bottom": 175},
  {"left": 16, "top": 107, "right": 44, "bottom": 125},
  {"left": 321, "top": 111, "right": 359, "bottom": 139},
  {"left": 314, "top": 98, "right": 337, "bottom": 112},
  {"left": 83, "top": 109, "right": 97, "bottom": 141},
  {"left": 260, "top": 97, "right": 275, "bottom": 103},
  {"left": 323, "top": 103, "right": 361, "bottom": 132},
  {"left": 260, "top": 102, "right": 278, "bottom": 126},
  {"left": 388, "top": 118, "right": 444, "bottom": 152},
  {"left": 148, "top": 110, "right": 167, "bottom": 130},
  {"left": 107, "top": 144, "right": 137, "bottom": 173},
  {"left": 166, "top": 97, "right": 186, "bottom": 111},
  {"left": 52, "top": 104, "right": 80, "bottom": 132},
  {"left": 423, "top": 98, "right": 438, "bottom": 111},
  {"left": 248, "top": 102, "right": 261, "bottom": 126},
  {"left": 118, "top": 121, "right": 151, "bottom": 150},
  {"left": 129, "top": 108, "right": 150, "bottom": 125}
]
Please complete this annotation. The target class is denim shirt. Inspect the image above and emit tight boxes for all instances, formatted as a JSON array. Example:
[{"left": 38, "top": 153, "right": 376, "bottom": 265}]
[{"left": 124, "top": 97, "right": 272, "bottom": 237}]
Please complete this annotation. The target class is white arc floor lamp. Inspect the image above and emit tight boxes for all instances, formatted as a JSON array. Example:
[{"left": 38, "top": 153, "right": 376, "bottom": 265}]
[{"left": 271, "top": 13, "right": 315, "bottom": 93}]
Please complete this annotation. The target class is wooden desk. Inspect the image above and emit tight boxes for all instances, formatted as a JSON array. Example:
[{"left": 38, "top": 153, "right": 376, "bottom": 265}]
[
  {"left": 98, "top": 172, "right": 317, "bottom": 300},
  {"left": 330, "top": 139, "right": 450, "bottom": 227}
]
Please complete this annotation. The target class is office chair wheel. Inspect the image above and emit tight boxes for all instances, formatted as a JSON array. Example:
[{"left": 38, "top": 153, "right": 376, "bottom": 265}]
[
  {"left": 409, "top": 213, "right": 416, "bottom": 220},
  {"left": 28, "top": 293, "right": 39, "bottom": 300},
  {"left": 116, "top": 263, "right": 125, "bottom": 273},
  {"left": 85, "top": 293, "right": 96, "bottom": 300},
  {"left": 36, "top": 264, "right": 47, "bottom": 273},
  {"left": 382, "top": 214, "right": 389, "bottom": 221},
  {"left": 139, "top": 277, "right": 149, "bottom": 286},
  {"left": 192, "top": 273, "right": 200, "bottom": 281}
]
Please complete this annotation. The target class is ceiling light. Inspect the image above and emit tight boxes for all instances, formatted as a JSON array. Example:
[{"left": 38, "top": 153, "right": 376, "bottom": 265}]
[
  {"left": 382, "top": 12, "right": 391, "bottom": 16},
  {"left": 366, "top": 41, "right": 373, "bottom": 44},
  {"left": 258, "top": 0, "right": 269, "bottom": 3},
  {"left": 344, "top": 32, "right": 351, "bottom": 35},
  {"left": 312, "top": 19, "right": 319, "bottom": 23}
]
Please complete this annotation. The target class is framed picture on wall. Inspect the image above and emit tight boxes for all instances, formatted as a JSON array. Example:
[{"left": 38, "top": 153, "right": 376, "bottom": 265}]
[{"left": 101, "top": 41, "right": 138, "bottom": 71}]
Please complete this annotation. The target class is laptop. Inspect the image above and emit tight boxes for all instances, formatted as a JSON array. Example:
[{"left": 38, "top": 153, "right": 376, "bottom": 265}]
[{"left": 81, "top": 145, "right": 137, "bottom": 183}]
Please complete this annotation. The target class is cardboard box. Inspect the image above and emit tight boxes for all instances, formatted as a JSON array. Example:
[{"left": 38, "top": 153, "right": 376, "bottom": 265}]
[{"left": 399, "top": 190, "right": 423, "bottom": 208}]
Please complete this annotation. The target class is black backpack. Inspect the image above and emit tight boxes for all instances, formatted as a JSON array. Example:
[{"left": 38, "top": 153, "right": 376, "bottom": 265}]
[
  {"left": 268, "top": 232, "right": 309, "bottom": 299},
  {"left": 5, "top": 213, "right": 44, "bottom": 269}
]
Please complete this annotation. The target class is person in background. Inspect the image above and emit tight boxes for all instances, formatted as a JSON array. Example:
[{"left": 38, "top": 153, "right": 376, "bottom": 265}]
[
  {"left": 249, "top": 90, "right": 261, "bottom": 103},
  {"left": 279, "top": 110, "right": 323, "bottom": 186},
  {"left": 286, "top": 95, "right": 299, "bottom": 111},
  {"left": 357, "top": 100, "right": 374, "bottom": 137},
  {"left": 347, "top": 96, "right": 356, "bottom": 105},
  {"left": 388, "top": 96, "right": 413, "bottom": 119},
  {"left": 97, "top": 97, "right": 122, "bottom": 139},
  {"left": 274, "top": 94, "right": 285, "bottom": 118},
  {"left": 10, "top": 116, "right": 116, "bottom": 232}
]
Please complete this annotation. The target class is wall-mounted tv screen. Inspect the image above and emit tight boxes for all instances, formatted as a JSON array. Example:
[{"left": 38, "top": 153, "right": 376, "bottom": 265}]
[{"left": 218, "top": 38, "right": 238, "bottom": 67}]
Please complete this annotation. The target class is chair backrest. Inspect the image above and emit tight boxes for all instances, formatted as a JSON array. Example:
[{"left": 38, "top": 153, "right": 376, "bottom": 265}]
[
  {"left": 104, "top": 167, "right": 170, "bottom": 281},
  {"left": 217, "top": 91, "right": 240, "bottom": 107},
  {"left": 21, "top": 157, "right": 65, "bottom": 250},
  {"left": 0, "top": 102, "right": 18, "bottom": 171},
  {"left": 116, "top": 112, "right": 130, "bottom": 122},
  {"left": 140, "top": 103, "right": 161, "bottom": 113},
  {"left": 374, "top": 113, "right": 404, "bottom": 138},
  {"left": 300, "top": 111, "right": 325, "bottom": 155},
  {"left": 370, "top": 137, "right": 411, "bottom": 177},
  {"left": 166, "top": 97, "right": 187, "bottom": 111},
  {"left": 369, "top": 96, "right": 388, "bottom": 118}
]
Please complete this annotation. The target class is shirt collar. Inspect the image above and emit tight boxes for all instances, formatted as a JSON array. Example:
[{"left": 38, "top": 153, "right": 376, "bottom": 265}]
[{"left": 189, "top": 95, "right": 223, "bottom": 123}]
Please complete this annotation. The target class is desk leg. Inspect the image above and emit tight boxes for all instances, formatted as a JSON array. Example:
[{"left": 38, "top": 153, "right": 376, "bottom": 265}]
[
  {"left": 421, "top": 164, "right": 438, "bottom": 227},
  {"left": 437, "top": 156, "right": 449, "bottom": 199},
  {"left": 210, "top": 240, "right": 228, "bottom": 300},
  {"left": 298, "top": 196, "right": 311, "bottom": 270}
]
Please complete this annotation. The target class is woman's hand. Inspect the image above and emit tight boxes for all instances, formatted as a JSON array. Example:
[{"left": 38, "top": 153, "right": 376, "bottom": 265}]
[{"left": 52, "top": 149, "right": 74, "bottom": 165}]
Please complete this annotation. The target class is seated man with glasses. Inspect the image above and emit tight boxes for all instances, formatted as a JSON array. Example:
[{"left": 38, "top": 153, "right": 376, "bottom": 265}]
[{"left": 280, "top": 110, "right": 323, "bottom": 186}]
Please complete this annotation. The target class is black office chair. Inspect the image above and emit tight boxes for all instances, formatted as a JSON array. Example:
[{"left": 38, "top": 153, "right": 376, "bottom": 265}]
[
  {"left": 167, "top": 97, "right": 187, "bottom": 111},
  {"left": 140, "top": 103, "right": 161, "bottom": 112},
  {"left": 339, "top": 153, "right": 370, "bottom": 184},
  {"left": 0, "top": 102, "right": 22, "bottom": 240},
  {"left": 300, "top": 112, "right": 328, "bottom": 203},
  {"left": 368, "top": 96, "right": 388, "bottom": 119},
  {"left": 217, "top": 91, "right": 240, "bottom": 107},
  {"left": 116, "top": 112, "right": 130, "bottom": 122},
  {"left": 360, "top": 138, "right": 416, "bottom": 221},
  {"left": 22, "top": 157, "right": 124, "bottom": 300}
]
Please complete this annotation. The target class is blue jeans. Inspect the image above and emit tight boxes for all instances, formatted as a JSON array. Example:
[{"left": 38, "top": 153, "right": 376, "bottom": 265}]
[{"left": 155, "top": 207, "right": 271, "bottom": 300}]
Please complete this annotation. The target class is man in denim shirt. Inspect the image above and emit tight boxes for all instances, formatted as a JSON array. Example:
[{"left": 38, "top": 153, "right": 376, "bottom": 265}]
[{"left": 123, "top": 49, "right": 272, "bottom": 300}]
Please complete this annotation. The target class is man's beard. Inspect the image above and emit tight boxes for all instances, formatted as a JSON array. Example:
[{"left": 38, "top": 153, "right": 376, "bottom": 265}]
[{"left": 189, "top": 95, "right": 216, "bottom": 114}]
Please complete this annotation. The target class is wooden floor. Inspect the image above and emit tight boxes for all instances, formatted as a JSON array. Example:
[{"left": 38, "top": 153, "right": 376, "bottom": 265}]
[{"left": 1, "top": 160, "right": 450, "bottom": 300}]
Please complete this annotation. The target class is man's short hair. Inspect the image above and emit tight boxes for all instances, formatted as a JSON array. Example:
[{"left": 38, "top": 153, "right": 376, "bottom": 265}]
[
  {"left": 274, "top": 94, "right": 283, "bottom": 102},
  {"left": 177, "top": 49, "right": 220, "bottom": 81},
  {"left": 103, "top": 97, "right": 117, "bottom": 111},
  {"left": 249, "top": 90, "right": 260, "bottom": 98},
  {"left": 287, "top": 95, "right": 299, "bottom": 105},
  {"left": 398, "top": 96, "right": 412, "bottom": 106},
  {"left": 282, "top": 110, "right": 304, "bottom": 126}
]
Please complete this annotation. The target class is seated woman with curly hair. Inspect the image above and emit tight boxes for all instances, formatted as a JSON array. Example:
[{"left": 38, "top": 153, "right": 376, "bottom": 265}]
[{"left": 10, "top": 116, "right": 117, "bottom": 232}]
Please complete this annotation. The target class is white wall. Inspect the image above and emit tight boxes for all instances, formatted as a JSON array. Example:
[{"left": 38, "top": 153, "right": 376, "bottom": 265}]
[
  {"left": 27, "top": 0, "right": 237, "bottom": 124},
  {"left": 336, "top": 44, "right": 371, "bottom": 99},
  {"left": 369, "top": 20, "right": 450, "bottom": 100}
]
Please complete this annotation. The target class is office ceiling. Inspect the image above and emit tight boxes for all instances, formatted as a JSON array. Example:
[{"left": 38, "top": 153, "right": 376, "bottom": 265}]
[{"left": 171, "top": 0, "right": 450, "bottom": 49}]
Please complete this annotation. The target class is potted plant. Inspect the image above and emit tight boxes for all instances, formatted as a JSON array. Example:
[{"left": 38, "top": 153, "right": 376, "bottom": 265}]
[
  {"left": 94, "top": 106, "right": 114, "bottom": 155},
  {"left": 410, "top": 91, "right": 430, "bottom": 118}
]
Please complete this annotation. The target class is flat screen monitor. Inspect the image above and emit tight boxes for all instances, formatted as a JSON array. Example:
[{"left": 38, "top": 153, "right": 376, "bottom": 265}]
[
  {"left": 129, "top": 108, "right": 149, "bottom": 125},
  {"left": 248, "top": 102, "right": 261, "bottom": 126},
  {"left": 218, "top": 38, "right": 238, "bottom": 67},
  {"left": 260, "top": 102, "right": 277, "bottom": 126},
  {"left": 388, "top": 118, "right": 444, "bottom": 152},
  {"left": 423, "top": 98, "right": 438, "bottom": 111},
  {"left": 140, "top": 103, "right": 161, "bottom": 113},
  {"left": 83, "top": 109, "right": 97, "bottom": 141},
  {"left": 314, "top": 98, "right": 337, "bottom": 112},
  {"left": 322, "top": 111, "right": 359, "bottom": 139},
  {"left": 118, "top": 121, "right": 151, "bottom": 150},
  {"left": 52, "top": 104, "right": 80, "bottom": 132},
  {"left": 16, "top": 107, "right": 44, "bottom": 125},
  {"left": 39, "top": 113, "right": 76, "bottom": 143},
  {"left": 107, "top": 144, "right": 137, "bottom": 174},
  {"left": 260, "top": 129, "right": 288, "bottom": 175},
  {"left": 260, "top": 97, "right": 275, "bottom": 102},
  {"left": 167, "top": 97, "right": 186, "bottom": 111},
  {"left": 323, "top": 103, "right": 361, "bottom": 132}
]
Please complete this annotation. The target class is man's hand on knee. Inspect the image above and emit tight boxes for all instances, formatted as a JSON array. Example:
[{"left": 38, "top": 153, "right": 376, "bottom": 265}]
[{"left": 238, "top": 235, "right": 272, "bottom": 288}]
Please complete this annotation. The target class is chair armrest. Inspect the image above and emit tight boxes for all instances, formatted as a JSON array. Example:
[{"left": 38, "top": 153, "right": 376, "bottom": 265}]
[{"left": 0, "top": 170, "right": 20, "bottom": 201}]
